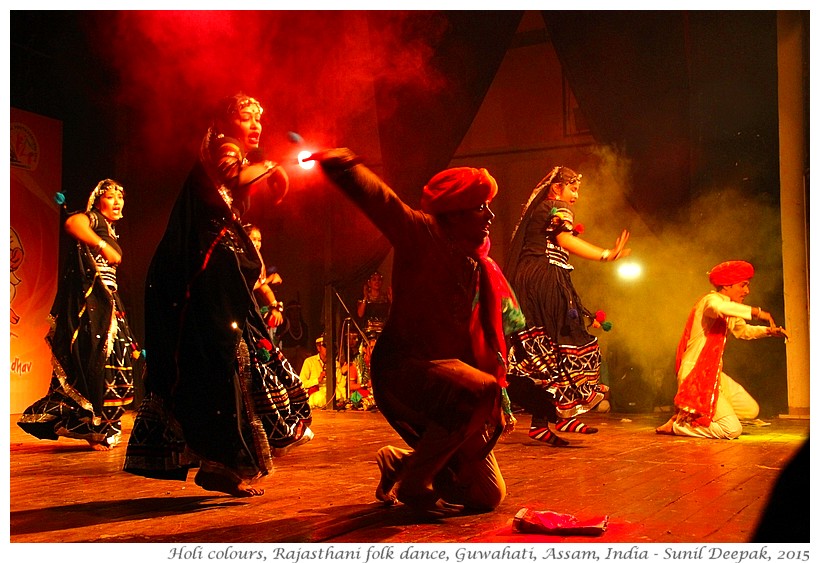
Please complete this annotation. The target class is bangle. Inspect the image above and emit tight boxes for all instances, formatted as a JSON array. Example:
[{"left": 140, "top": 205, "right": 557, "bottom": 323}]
[
  {"left": 600, "top": 249, "right": 611, "bottom": 261},
  {"left": 96, "top": 239, "right": 107, "bottom": 251}
]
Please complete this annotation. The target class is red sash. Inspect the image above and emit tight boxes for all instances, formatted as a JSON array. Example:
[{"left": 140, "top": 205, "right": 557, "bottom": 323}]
[
  {"left": 673, "top": 305, "right": 727, "bottom": 426},
  {"left": 469, "top": 239, "right": 521, "bottom": 388}
]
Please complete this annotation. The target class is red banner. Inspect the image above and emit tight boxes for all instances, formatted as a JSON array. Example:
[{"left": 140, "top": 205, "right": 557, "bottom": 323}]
[{"left": 10, "top": 108, "right": 63, "bottom": 413}]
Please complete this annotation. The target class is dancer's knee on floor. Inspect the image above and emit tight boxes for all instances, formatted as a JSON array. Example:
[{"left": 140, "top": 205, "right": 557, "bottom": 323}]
[{"left": 715, "top": 416, "right": 743, "bottom": 439}]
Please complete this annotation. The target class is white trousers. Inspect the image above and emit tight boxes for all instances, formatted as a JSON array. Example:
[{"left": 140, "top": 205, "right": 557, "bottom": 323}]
[{"left": 672, "top": 372, "right": 760, "bottom": 439}]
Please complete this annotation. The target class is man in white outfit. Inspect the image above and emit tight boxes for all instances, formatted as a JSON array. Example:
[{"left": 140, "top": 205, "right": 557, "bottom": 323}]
[
  {"left": 656, "top": 261, "right": 788, "bottom": 439},
  {"left": 299, "top": 335, "right": 347, "bottom": 409}
]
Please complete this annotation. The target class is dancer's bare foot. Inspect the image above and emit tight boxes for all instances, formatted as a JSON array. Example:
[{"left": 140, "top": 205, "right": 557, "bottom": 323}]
[
  {"left": 86, "top": 439, "right": 113, "bottom": 451},
  {"left": 396, "top": 486, "right": 465, "bottom": 517},
  {"left": 655, "top": 416, "right": 675, "bottom": 435},
  {"left": 375, "top": 446, "right": 410, "bottom": 505},
  {"left": 195, "top": 469, "right": 264, "bottom": 498}
]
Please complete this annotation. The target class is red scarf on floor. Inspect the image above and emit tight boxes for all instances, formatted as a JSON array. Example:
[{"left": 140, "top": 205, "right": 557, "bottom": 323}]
[{"left": 673, "top": 306, "right": 727, "bottom": 426}]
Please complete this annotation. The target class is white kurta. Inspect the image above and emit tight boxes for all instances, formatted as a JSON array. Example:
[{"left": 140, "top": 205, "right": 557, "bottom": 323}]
[{"left": 672, "top": 292, "right": 769, "bottom": 439}]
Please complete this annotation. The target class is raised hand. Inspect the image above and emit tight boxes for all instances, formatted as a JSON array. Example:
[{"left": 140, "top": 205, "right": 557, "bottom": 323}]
[{"left": 612, "top": 229, "right": 631, "bottom": 260}]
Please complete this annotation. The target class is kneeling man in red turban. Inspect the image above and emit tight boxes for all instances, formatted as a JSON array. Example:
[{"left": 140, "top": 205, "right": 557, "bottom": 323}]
[
  {"left": 310, "top": 148, "right": 524, "bottom": 515},
  {"left": 656, "top": 261, "right": 788, "bottom": 439}
]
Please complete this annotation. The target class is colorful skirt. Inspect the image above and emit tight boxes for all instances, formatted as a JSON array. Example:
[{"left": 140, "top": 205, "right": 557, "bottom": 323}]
[{"left": 507, "top": 326, "right": 603, "bottom": 419}]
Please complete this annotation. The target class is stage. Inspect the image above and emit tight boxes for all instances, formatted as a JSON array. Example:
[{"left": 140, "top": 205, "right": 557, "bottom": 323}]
[{"left": 8, "top": 409, "right": 808, "bottom": 544}]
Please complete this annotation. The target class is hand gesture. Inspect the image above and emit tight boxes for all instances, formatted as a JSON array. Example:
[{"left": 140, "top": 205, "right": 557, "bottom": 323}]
[
  {"left": 755, "top": 309, "right": 789, "bottom": 340},
  {"left": 768, "top": 326, "right": 790, "bottom": 339},
  {"left": 755, "top": 309, "right": 777, "bottom": 329},
  {"left": 611, "top": 230, "right": 631, "bottom": 260},
  {"left": 267, "top": 309, "right": 284, "bottom": 328}
]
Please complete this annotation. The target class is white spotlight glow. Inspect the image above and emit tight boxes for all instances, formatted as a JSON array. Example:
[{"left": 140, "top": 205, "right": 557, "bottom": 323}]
[
  {"left": 617, "top": 261, "right": 643, "bottom": 281},
  {"left": 297, "top": 150, "right": 315, "bottom": 170}
]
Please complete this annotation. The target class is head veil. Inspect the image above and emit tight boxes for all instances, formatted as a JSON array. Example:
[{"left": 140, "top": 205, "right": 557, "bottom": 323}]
[{"left": 503, "top": 167, "right": 563, "bottom": 282}]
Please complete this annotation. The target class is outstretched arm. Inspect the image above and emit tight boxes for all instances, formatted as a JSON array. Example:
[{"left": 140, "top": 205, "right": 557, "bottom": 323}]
[
  {"left": 750, "top": 307, "right": 789, "bottom": 339},
  {"left": 555, "top": 229, "right": 631, "bottom": 262},
  {"left": 717, "top": 298, "right": 790, "bottom": 340},
  {"left": 308, "top": 148, "right": 422, "bottom": 245}
]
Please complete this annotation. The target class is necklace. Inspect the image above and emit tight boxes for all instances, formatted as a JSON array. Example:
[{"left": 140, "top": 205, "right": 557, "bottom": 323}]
[{"left": 103, "top": 216, "right": 119, "bottom": 240}]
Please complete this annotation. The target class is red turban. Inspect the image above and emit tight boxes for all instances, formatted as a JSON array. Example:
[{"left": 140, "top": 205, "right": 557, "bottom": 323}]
[
  {"left": 421, "top": 167, "right": 498, "bottom": 214},
  {"left": 708, "top": 261, "right": 754, "bottom": 286}
]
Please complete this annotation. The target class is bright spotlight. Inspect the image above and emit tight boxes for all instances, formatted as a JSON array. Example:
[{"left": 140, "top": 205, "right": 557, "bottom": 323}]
[
  {"left": 297, "top": 150, "right": 315, "bottom": 170},
  {"left": 617, "top": 261, "right": 643, "bottom": 281}
]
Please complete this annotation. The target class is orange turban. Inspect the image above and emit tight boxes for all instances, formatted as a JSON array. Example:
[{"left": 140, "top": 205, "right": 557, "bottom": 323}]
[
  {"left": 421, "top": 167, "right": 498, "bottom": 214},
  {"left": 708, "top": 261, "right": 754, "bottom": 286}
]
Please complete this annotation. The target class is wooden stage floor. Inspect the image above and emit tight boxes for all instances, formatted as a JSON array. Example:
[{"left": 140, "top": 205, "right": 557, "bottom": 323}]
[{"left": 8, "top": 409, "right": 809, "bottom": 545}]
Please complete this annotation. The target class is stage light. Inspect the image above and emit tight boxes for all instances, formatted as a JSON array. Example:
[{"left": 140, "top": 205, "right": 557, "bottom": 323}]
[
  {"left": 617, "top": 261, "right": 643, "bottom": 281},
  {"left": 297, "top": 150, "right": 315, "bottom": 170}
]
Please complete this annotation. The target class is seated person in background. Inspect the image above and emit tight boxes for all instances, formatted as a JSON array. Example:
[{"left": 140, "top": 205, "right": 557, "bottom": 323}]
[
  {"left": 299, "top": 335, "right": 347, "bottom": 409},
  {"left": 348, "top": 331, "right": 378, "bottom": 411},
  {"left": 337, "top": 329, "right": 360, "bottom": 408},
  {"left": 656, "top": 260, "right": 788, "bottom": 440}
]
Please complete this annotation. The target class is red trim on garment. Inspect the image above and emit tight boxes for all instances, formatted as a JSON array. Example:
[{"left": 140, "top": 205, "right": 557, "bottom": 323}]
[{"left": 673, "top": 307, "right": 727, "bottom": 426}]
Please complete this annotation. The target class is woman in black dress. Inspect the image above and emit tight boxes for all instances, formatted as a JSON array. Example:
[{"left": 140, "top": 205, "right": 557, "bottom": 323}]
[
  {"left": 18, "top": 179, "right": 138, "bottom": 450},
  {"left": 124, "top": 93, "right": 311, "bottom": 497},
  {"left": 505, "top": 167, "right": 630, "bottom": 446}
]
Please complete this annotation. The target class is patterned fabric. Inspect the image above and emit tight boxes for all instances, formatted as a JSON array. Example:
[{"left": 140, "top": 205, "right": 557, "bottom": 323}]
[
  {"left": 121, "top": 392, "right": 193, "bottom": 479},
  {"left": 361, "top": 299, "right": 390, "bottom": 335},
  {"left": 18, "top": 308, "right": 136, "bottom": 446},
  {"left": 507, "top": 326, "right": 602, "bottom": 418},
  {"left": 124, "top": 130, "right": 310, "bottom": 483},
  {"left": 17, "top": 208, "right": 136, "bottom": 447},
  {"left": 504, "top": 198, "right": 603, "bottom": 420}
]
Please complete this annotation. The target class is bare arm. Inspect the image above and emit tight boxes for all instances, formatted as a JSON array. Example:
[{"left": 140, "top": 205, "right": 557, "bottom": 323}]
[
  {"left": 555, "top": 229, "right": 631, "bottom": 262},
  {"left": 214, "top": 138, "right": 289, "bottom": 205},
  {"left": 254, "top": 283, "right": 283, "bottom": 328},
  {"left": 64, "top": 213, "right": 121, "bottom": 265}
]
